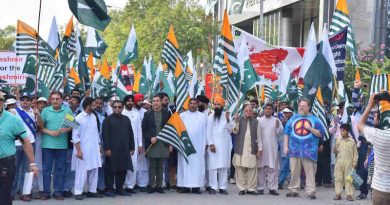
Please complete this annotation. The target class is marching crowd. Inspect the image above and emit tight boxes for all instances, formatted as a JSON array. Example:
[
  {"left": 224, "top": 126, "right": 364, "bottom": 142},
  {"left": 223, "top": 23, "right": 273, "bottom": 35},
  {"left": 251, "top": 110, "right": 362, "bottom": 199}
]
[{"left": 0, "top": 79, "right": 390, "bottom": 205}]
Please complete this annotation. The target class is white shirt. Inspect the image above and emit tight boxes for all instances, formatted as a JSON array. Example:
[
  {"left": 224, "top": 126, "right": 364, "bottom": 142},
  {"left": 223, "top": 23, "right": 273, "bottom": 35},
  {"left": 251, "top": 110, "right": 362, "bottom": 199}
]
[
  {"left": 15, "top": 107, "right": 36, "bottom": 146},
  {"left": 71, "top": 111, "right": 102, "bottom": 171},
  {"left": 122, "top": 108, "right": 143, "bottom": 148},
  {"left": 363, "top": 126, "right": 390, "bottom": 193}
]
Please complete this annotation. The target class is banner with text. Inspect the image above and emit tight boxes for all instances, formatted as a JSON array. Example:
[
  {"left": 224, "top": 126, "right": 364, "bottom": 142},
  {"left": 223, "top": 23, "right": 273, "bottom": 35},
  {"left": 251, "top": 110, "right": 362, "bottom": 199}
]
[
  {"left": 205, "top": 73, "right": 224, "bottom": 100},
  {"left": 329, "top": 27, "right": 347, "bottom": 81},
  {"left": 0, "top": 51, "right": 27, "bottom": 85}
]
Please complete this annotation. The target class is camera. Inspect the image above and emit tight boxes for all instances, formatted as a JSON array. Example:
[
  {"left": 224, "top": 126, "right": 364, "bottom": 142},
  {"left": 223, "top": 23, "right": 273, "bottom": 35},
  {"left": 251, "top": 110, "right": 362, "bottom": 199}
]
[{"left": 374, "top": 91, "right": 390, "bottom": 101}]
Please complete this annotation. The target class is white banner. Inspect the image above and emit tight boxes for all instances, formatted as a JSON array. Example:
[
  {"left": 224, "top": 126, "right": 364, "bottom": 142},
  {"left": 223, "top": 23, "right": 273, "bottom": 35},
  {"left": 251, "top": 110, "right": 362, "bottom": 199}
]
[{"left": 0, "top": 51, "right": 27, "bottom": 85}]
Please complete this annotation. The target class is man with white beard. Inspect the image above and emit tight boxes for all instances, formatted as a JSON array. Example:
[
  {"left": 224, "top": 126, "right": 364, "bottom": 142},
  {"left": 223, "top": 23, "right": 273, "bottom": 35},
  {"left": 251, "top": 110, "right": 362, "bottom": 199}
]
[
  {"left": 122, "top": 95, "right": 143, "bottom": 193},
  {"left": 177, "top": 98, "right": 207, "bottom": 194},
  {"left": 206, "top": 96, "right": 233, "bottom": 195}
]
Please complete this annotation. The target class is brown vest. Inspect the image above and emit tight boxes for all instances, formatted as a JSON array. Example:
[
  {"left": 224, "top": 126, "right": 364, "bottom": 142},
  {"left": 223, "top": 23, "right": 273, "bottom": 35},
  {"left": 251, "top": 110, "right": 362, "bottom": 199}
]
[{"left": 234, "top": 116, "right": 258, "bottom": 155}]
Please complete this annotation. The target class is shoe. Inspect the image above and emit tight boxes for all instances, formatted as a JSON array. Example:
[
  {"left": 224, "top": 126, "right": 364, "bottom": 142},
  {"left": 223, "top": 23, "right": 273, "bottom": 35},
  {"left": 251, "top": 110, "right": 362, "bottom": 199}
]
[
  {"left": 147, "top": 187, "right": 155, "bottom": 194},
  {"left": 333, "top": 194, "right": 341, "bottom": 200},
  {"left": 63, "top": 190, "right": 73, "bottom": 198},
  {"left": 307, "top": 194, "right": 316, "bottom": 199},
  {"left": 104, "top": 191, "right": 115, "bottom": 197},
  {"left": 246, "top": 191, "right": 258, "bottom": 195},
  {"left": 208, "top": 189, "right": 216, "bottom": 195},
  {"left": 86, "top": 192, "right": 104, "bottom": 198},
  {"left": 20, "top": 195, "right": 32, "bottom": 202},
  {"left": 53, "top": 193, "right": 64, "bottom": 200},
  {"left": 125, "top": 188, "right": 137, "bottom": 194},
  {"left": 346, "top": 195, "right": 354, "bottom": 201},
  {"left": 156, "top": 187, "right": 165, "bottom": 194},
  {"left": 139, "top": 187, "right": 147, "bottom": 192},
  {"left": 286, "top": 191, "right": 299, "bottom": 197},
  {"left": 258, "top": 190, "right": 264, "bottom": 195},
  {"left": 278, "top": 184, "right": 283, "bottom": 190},
  {"left": 33, "top": 191, "right": 43, "bottom": 199},
  {"left": 356, "top": 194, "right": 367, "bottom": 200},
  {"left": 269, "top": 190, "right": 279, "bottom": 196},
  {"left": 165, "top": 183, "right": 171, "bottom": 190},
  {"left": 219, "top": 189, "right": 229, "bottom": 195},
  {"left": 74, "top": 194, "right": 84, "bottom": 200},
  {"left": 205, "top": 187, "right": 211, "bottom": 192},
  {"left": 323, "top": 183, "right": 332, "bottom": 188},
  {"left": 238, "top": 190, "right": 246, "bottom": 195},
  {"left": 169, "top": 185, "right": 177, "bottom": 191},
  {"left": 40, "top": 193, "right": 50, "bottom": 200},
  {"left": 178, "top": 187, "right": 190, "bottom": 193},
  {"left": 229, "top": 178, "right": 236, "bottom": 184},
  {"left": 116, "top": 190, "right": 131, "bottom": 196},
  {"left": 97, "top": 189, "right": 105, "bottom": 194},
  {"left": 191, "top": 188, "right": 201, "bottom": 194}
]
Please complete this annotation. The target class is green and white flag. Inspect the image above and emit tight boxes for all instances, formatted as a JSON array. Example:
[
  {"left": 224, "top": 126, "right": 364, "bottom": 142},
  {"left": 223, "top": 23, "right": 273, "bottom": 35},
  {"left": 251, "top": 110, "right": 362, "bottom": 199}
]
[
  {"left": 47, "top": 16, "right": 60, "bottom": 51},
  {"left": 84, "top": 27, "right": 108, "bottom": 59},
  {"left": 68, "top": 0, "right": 111, "bottom": 31},
  {"left": 237, "top": 36, "right": 259, "bottom": 94},
  {"left": 118, "top": 24, "right": 138, "bottom": 65}
]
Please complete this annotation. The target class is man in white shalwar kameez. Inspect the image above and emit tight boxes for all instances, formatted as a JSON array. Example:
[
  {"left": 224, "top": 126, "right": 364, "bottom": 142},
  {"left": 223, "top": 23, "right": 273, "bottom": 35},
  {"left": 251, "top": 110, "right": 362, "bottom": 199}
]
[
  {"left": 123, "top": 95, "right": 143, "bottom": 193},
  {"left": 206, "top": 97, "right": 233, "bottom": 195},
  {"left": 177, "top": 98, "right": 207, "bottom": 194},
  {"left": 257, "top": 103, "right": 283, "bottom": 195},
  {"left": 71, "top": 97, "right": 102, "bottom": 200}
]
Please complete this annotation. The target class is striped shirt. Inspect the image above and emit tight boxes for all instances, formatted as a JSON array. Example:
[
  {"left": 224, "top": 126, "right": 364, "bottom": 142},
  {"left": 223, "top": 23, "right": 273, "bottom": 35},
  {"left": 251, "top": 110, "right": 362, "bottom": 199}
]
[{"left": 363, "top": 126, "right": 390, "bottom": 192}]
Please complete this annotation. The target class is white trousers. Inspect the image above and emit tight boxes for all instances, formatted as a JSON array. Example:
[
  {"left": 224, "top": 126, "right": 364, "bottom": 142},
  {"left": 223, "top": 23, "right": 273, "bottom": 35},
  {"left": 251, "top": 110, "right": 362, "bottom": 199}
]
[
  {"left": 74, "top": 168, "right": 98, "bottom": 195},
  {"left": 136, "top": 170, "right": 149, "bottom": 187},
  {"left": 257, "top": 166, "right": 278, "bottom": 190},
  {"left": 125, "top": 154, "right": 138, "bottom": 188},
  {"left": 208, "top": 168, "right": 228, "bottom": 190}
]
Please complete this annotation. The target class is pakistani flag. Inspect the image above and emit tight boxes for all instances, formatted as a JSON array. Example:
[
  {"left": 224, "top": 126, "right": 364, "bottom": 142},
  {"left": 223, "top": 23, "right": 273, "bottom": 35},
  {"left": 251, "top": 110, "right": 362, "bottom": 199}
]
[
  {"left": 84, "top": 27, "right": 108, "bottom": 59},
  {"left": 91, "top": 58, "right": 111, "bottom": 98},
  {"left": 237, "top": 36, "right": 259, "bottom": 94},
  {"left": 156, "top": 112, "right": 196, "bottom": 163},
  {"left": 47, "top": 16, "right": 60, "bottom": 51},
  {"left": 379, "top": 100, "right": 390, "bottom": 130},
  {"left": 118, "top": 25, "right": 138, "bottom": 65},
  {"left": 68, "top": 0, "right": 111, "bottom": 31},
  {"left": 133, "top": 57, "right": 149, "bottom": 95}
]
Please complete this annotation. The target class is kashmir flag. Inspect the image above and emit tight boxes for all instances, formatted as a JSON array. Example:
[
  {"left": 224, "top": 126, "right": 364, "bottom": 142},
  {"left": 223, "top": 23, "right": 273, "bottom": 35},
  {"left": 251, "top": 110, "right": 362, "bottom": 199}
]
[
  {"left": 237, "top": 36, "right": 259, "bottom": 94},
  {"left": 156, "top": 112, "right": 196, "bottom": 162},
  {"left": 118, "top": 24, "right": 138, "bottom": 65},
  {"left": 85, "top": 27, "right": 108, "bottom": 59},
  {"left": 379, "top": 99, "right": 390, "bottom": 130},
  {"left": 370, "top": 71, "right": 389, "bottom": 96},
  {"left": 161, "top": 25, "right": 183, "bottom": 73},
  {"left": 329, "top": 0, "right": 358, "bottom": 65},
  {"left": 68, "top": 0, "right": 111, "bottom": 31},
  {"left": 16, "top": 20, "right": 60, "bottom": 97},
  {"left": 232, "top": 26, "right": 304, "bottom": 85},
  {"left": 312, "top": 88, "right": 330, "bottom": 140},
  {"left": 61, "top": 113, "right": 80, "bottom": 128},
  {"left": 174, "top": 59, "right": 190, "bottom": 111},
  {"left": 74, "top": 26, "right": 90, "bottom": 89},
  {"left": 91, "top": 58, "right": 111, "bottom": 98}
]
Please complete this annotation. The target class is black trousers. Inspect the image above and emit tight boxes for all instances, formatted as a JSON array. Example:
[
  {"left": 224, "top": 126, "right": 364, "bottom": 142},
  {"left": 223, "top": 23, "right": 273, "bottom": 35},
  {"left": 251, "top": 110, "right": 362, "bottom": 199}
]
[
  {"left": 0, "top": 156, "right": 16, "bottom": 205},
  {"left": 104, "top": 158, "right": 126, "bottom": 192},
  {"left": 315, "top": 140, "right": 331, "bottom": 185},
  {"left": 149, "top": 158, "right": 164, "bottom": 188}
]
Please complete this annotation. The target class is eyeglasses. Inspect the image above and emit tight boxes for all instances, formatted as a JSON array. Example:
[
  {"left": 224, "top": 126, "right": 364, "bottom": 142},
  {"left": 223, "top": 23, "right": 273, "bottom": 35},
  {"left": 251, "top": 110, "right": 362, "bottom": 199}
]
[{"left": 113, "top": 106, "right": 122, "bottom": 109}]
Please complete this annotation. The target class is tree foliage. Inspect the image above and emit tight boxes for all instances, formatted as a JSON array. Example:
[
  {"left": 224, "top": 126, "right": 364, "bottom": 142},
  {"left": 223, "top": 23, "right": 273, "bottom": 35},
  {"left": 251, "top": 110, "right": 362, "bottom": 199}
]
[
  {"left": 0, "top": 25, "right": 16, "bottom": 50},
  {"left": 102, "top": 0, "right": 216, "bottom": 69}
]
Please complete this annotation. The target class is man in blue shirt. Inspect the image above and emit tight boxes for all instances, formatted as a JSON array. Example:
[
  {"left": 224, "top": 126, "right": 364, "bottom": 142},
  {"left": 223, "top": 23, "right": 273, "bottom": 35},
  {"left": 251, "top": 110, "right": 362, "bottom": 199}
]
[{"left": 284, "top": 98, "right": 325, "bottom": 199}]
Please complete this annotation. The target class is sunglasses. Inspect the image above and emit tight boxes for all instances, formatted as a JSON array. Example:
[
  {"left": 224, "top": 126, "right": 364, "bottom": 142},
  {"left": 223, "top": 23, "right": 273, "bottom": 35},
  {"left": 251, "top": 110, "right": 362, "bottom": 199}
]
[{"left": 113, "top": 106, "right": 123, "bottom": 109}]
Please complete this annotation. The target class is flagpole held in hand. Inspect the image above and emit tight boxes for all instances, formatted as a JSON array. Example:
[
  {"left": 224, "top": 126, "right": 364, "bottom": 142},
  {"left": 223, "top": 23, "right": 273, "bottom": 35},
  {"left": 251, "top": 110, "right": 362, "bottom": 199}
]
[{"left": 34, "top": 0, "right": 43, "bottom": 99}]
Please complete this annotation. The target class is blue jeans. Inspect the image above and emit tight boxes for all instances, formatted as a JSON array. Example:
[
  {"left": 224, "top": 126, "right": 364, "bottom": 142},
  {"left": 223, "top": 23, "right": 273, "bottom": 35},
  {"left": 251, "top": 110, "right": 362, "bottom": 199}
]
[
  {"left": 42, "top": 148, "right": 66, "bottom": 195},
  {"left": 278, "top": 156, "right": 290, "bottom": 186},
  {"left": 63, "top": 149, "right": 75, "bottom": 192},
  {"left": 12, "top": 146, "right": 29, "bottom": 196}
]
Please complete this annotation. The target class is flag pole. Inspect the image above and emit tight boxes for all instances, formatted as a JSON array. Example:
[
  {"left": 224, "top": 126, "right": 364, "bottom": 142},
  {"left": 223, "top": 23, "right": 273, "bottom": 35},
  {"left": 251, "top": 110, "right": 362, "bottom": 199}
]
[{"left": 34, "top": 0, "right": 43, "bottom": 99}]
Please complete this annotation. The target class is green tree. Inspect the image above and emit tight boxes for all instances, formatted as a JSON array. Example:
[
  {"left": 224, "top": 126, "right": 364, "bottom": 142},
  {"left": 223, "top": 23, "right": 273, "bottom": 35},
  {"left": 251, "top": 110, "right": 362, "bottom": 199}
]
[
  {"left": 103, "top": 0, "right": 216, "bottom": 69},
  {"left": 0, "top": 25, "right": 16, "bottom": 50}
]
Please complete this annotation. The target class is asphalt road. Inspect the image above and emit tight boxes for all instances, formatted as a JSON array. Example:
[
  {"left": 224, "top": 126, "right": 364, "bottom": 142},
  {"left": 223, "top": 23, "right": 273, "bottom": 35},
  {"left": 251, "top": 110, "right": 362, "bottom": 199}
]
[{"left": 14, "top": 185, "right": 372, "bottom": 205}]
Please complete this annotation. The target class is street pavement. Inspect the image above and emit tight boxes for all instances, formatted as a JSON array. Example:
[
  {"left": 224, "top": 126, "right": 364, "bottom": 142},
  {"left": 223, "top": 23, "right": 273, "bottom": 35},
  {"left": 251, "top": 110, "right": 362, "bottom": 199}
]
[{"left": 14, "top": 185, "right": 372, "bottom": 205}]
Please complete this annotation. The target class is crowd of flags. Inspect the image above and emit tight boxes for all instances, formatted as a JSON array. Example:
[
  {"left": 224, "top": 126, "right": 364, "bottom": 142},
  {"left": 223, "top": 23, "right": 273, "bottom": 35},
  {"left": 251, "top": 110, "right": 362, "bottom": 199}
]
[{"left": 10, "top": 0, "right": 390, "bottom": 160}]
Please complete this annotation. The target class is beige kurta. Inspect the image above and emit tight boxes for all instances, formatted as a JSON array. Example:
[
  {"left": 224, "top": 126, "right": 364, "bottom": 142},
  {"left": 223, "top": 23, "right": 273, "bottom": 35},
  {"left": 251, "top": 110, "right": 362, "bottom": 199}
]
[
  {"left": 233, "top": 123, "right": 257, "bottom": 168},
  {"left": 257, "top": 116, "right": 283, "bottom": 169}
]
